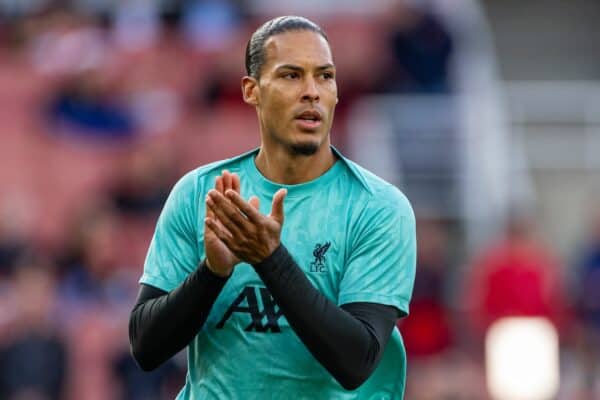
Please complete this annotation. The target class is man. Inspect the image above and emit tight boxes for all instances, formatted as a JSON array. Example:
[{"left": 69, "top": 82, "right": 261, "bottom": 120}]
[{"left": 129, "top": 16, "right": 416, "bottom": 399}]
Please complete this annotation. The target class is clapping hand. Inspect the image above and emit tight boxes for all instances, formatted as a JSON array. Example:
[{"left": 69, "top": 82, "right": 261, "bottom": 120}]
[
  {"left": 203, "top": 170, "right": 244, "bottom": 277},
  {"left": 205, "top": 182, "right": 287, "bottom": 265}
]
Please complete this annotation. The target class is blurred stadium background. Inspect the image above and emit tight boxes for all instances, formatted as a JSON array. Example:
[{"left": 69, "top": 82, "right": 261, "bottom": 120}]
[{"left": 0, "top": 0, "right": 599, "bottom": 399}]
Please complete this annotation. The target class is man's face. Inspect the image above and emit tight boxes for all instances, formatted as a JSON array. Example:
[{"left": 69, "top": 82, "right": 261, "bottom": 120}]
[{"left": 244, "top": 30, "right": 338, "bottom": 156}]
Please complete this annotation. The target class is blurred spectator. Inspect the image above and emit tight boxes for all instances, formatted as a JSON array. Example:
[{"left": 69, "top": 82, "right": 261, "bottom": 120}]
[
  {"left": 190, "top": 58, "right": 246, "bottom": 110},
  {"left": 28, "top": 10, "right": 112, "bottom": 76},
  {"left": 54, "top": 204, "right": 139, "bottom": 399},
  {"left": 112, "top": 350, "right": 185, "bottom": 400},
  {"left": 401, "top": 218, "right": 490, "bottom": 400},
  {"left": 0, "top": 228, "right": 27, "bottom": 278},
  {"left": 404, "top": 351, "right": 489, "bottom": 400},
  {"left": 0, "top": 255, "right": 67, "bottom": 400},
  {"left": 111, "top": 1, "right": 161, "bottom": 52},
  {"left": 57, "top": 205, "right": 135, "bottom": 311},
  {"left": 576, "top": 208, "right": 600, "bottom": 330},
  {"left": 464, "top": 213, "right": 570, "bottom": 342},
  {"left": 109, "top": 142, "right": 175, "bottom": 217},
  {"left": 0, "top": 195, "right": 36, "bottom": 277},
  {"left": 126, "top": 84, "right": 180, "bottom": 137},
  {"left": 46, "top": 72, "right": 136, "bottom": 140},
  {"left": 65, "top": 311, "right": 121, "bottom": 400},
  {"left": 25, "top": 9, "right": 140, "bottom": 140},
  {"left": 0, "top": 0, "right": 46, "bottom": 17},
  {"left": 399, "top": 217, "right": 453, "bottom": 358},
  {"left": 180, "top": 0, "right": 243, "bottom": 51},
  {"left": 376, "top": 2, "right": 454, "bottom": 94},
  {"left": 574, "top": 208, "right": 600, "bottom": 392}
]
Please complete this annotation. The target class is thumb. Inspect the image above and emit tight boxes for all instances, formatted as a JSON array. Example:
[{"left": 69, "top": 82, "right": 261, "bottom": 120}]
[
  {"left": 249, "top": 195, "right": 260, "bottom": 210},
  {"left": 270, "top": 189, "right": 287, "bottom": 224}
]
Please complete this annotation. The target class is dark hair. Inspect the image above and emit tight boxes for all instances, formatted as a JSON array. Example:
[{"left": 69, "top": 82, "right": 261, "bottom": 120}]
[{"left": 245, "top": 16, "right": 329, "bottom": 79}]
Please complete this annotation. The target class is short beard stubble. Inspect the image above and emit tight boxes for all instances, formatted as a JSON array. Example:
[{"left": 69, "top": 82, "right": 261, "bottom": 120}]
[{"left": 289, "top": 142, "right": 319, "bottom": 156}]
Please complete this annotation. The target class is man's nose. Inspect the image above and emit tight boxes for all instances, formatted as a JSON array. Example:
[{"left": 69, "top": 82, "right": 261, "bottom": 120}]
[{"left": 301, "top": 77, "right": 320, "bottom": 102}]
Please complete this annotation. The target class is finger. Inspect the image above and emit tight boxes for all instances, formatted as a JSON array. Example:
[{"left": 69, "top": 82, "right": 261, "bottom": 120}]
[
  {"left": 206, "top": 198, "right": 245, "bottom": 239},
  {"left": 205, "top": 207, "right": 228, "bottom": 231},
  {"left": 270, "top": 188, "right": 287, "bottom": 224},
  {"left": 209, "top": 176, "right": 223, "bottom": 218},
  {"left": 207, "top": 190, "right": 252, "bottom": 233},
  {"left": 232, "top": 173, "right": 241, "bottom": 194},
  {"left": 222, "top": 170, "right": 232, "bottom": 192},
  {"left": 225, "top": 190, "right": 262, "bottom": 223},
  {"left": 249, "top": 196, "right": 260, "bottom": 210},
  {"left": 205, "top": 198, "right": 214, "bottom": 219},
  {"left": 205, "top": 217, "right": 235, "bottom": 245}
]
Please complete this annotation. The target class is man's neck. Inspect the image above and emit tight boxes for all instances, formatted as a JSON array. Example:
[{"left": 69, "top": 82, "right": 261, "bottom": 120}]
[{"left": 254, "top": 142, "right": 337, "bottom": 185}]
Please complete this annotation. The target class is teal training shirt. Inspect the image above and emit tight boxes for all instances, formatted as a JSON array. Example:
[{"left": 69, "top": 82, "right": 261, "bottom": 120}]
[{"left": 140, "top": 147, "right": 417, "bottom": 400}]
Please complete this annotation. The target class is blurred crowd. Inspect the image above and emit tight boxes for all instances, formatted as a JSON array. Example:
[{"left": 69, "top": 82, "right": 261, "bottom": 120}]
[{"left": 0, "top": 1, "right": 599, "bottom": 400}]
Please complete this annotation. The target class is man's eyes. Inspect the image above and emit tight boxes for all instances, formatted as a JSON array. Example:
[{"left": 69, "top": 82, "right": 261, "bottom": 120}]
[{"left": 280, "top": 71, "right": 335, "bottom": 80}]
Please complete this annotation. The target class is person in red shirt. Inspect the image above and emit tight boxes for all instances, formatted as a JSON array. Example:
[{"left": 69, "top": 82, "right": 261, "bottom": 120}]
[{"left": 464, "top": 214, "right": 569, "bottom": 340}]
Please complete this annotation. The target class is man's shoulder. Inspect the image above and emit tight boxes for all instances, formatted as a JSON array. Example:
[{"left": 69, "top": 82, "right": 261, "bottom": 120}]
[
  {"left": 196, "top": 148, "right": 258, "bottom": 178},
  {"left": 163, "top": 150, "right": 258, "bottom": 206},
  {"left": 176, "top": 149, "right": 259, "bottom": 189},
  {"left": 340, "top": 153, "right": 413, "bottom": 217}
]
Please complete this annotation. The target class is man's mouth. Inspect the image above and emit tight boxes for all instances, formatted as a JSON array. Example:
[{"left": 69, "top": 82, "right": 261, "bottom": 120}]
[{"left": 295, "top": 110, "right": 322, "bottom": 130}]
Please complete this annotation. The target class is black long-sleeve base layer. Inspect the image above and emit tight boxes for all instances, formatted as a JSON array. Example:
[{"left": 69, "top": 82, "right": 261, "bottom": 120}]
[
  {"left": 129, "top": 244, "right": 399, "bottom": 390},
  {"left": 129, "top": 261, "right": 229, "bottom": 371}
]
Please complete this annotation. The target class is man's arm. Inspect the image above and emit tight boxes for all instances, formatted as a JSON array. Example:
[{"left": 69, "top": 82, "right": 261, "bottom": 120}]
[
  {"left": 131, "top": 170, "right": 244, "bottom": 370},
  {"left": 129, "top": 261, "right": 229, "bottom": 371},
  {"left": 254, "top": 244, "right": 399, "bottom": 390},
  {"left": 130, "top": 258, "right": 397, "bottom": 388}
]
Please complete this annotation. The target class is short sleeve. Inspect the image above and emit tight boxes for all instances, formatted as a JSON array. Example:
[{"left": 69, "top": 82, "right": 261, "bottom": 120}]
[
  {"left": 139, "top": 171, "right": 201, "bottom": 292},
  {"left": 338, "top": 188, "right": 416, "bottom": 317}
]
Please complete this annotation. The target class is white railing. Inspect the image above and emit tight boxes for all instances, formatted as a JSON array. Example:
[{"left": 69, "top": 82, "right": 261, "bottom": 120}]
[
  {"left": 346, "top": 92, "right": 515, "bottom": 254},
  {"left": 505, "top": 81, "right": 600, "bottom": 171},
  {"left": 346, "top": 82, "right": 600, "bottom": 257}
]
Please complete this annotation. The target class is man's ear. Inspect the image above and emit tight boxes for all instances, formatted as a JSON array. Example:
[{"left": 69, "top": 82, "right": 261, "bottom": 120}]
[{"left": 242, "top": 76, "right": 259, "bottom": 106}]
